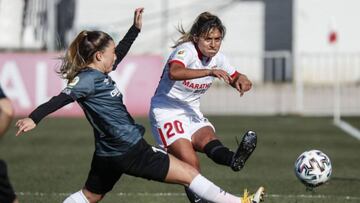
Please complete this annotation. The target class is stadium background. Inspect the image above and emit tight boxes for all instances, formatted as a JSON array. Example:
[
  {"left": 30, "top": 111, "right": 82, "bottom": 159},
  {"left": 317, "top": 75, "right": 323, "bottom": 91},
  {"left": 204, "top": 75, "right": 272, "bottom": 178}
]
[{"left": 0, "top": 0, "right": 359, "bottom": 202}]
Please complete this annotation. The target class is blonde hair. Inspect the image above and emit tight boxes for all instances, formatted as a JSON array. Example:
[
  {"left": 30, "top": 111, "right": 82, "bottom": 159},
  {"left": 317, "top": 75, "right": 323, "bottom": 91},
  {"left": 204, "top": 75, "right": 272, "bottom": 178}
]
[
  {"left": 58, "top": 30, "right": 113, "bottom": 81},
  {"left": 173, "top": 12, "right": 226, "bottom": 48}
]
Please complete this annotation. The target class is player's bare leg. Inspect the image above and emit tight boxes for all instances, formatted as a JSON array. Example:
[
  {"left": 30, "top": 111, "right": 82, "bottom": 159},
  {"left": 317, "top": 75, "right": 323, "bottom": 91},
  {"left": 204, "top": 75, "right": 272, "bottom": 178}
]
[
  {"left": 167, "top": 138, "right": 207, "bottom": 202},
  {"left": 191, "top": 127, "right": 258, "bottom": 202},
  {"left": 168, "top": 138, "right": 200, "bottom": 170},
  {"left": 165, "top": 154, "right": 258, "bottom": 203},
  {"left": 193, "top": 126, "right": 235, "bottom": 166},
  {"left": 192, "top": 126, "right": 257, "bottom": 171},
  {"left": 0, "top": 98, "right": 14, "bottom": 136}
]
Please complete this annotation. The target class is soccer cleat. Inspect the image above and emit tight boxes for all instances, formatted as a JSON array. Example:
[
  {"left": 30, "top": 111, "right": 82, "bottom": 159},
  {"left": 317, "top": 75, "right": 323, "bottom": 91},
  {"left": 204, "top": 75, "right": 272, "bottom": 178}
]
[
  {"left": 231, "top": 130, "right": 257, "bottom": 171},
  {"left": 241, "top": 186, "right": 265, "bottom": 203}
]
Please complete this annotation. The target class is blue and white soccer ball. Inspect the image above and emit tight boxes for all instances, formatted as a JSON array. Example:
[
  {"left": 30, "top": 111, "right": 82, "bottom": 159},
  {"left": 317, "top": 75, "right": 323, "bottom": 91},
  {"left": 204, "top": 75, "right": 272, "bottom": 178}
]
[{"left": 294, "top": 149, "right": 332, "bottom": 188}]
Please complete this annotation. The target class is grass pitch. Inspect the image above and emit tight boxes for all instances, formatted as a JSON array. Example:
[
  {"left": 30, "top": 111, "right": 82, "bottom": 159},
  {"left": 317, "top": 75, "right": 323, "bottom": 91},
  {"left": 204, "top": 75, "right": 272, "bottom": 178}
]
[{"left": 0, "top": 116, "right": 359, "bottom": 203}]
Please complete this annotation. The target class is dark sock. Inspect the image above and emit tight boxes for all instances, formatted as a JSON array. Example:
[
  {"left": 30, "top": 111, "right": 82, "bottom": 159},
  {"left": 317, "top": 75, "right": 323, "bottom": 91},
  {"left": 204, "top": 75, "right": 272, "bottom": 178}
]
[{"left": 203, "top": 139, "right": 234, "bottom": 166}]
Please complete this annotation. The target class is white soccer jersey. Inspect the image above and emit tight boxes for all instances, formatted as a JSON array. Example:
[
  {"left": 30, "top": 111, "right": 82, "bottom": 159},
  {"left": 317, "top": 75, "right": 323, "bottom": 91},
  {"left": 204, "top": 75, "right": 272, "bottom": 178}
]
[{"left": 151, "top": 41, "right": 237, "bottom": 111}]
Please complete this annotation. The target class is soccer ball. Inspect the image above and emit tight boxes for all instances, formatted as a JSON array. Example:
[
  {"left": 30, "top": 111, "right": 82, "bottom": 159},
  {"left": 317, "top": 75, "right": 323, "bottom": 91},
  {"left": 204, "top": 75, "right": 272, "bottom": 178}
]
[{"left": 294, "top": 149, "right": 332, "bottom": 188}]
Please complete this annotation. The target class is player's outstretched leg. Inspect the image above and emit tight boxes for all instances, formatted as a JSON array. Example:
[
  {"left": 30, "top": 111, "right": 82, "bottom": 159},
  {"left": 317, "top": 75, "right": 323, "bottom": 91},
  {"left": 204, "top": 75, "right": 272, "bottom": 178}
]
[
  {"left": 241, "top": 186, "right": 265, "bottom": 203},
  {"left": 230, "top": 131, "right": 257, "bottom": 171}
]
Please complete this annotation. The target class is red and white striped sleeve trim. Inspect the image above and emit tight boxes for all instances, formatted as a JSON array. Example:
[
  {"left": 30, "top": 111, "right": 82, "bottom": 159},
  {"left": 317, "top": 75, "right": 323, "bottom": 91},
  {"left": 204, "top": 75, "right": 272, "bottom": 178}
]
[
  {"left": 230, "top": 71, "right": 240, "bottom": 79},
  {"left": 169, "top": 59, "right": 186, "bottom": 68}
]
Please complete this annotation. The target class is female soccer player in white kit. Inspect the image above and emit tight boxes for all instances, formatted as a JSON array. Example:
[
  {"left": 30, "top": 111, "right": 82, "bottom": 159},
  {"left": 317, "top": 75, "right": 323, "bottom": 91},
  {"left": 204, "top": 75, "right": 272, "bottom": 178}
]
[{"left": 149, "top": 12, "right": 262, "bottom": 203}]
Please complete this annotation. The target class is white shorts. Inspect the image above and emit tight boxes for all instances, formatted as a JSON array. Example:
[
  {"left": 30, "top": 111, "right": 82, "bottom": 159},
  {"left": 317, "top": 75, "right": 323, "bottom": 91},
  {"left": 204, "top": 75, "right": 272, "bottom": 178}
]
[{"left": 149, "top": 107, "right": 215, "bottom": 148}]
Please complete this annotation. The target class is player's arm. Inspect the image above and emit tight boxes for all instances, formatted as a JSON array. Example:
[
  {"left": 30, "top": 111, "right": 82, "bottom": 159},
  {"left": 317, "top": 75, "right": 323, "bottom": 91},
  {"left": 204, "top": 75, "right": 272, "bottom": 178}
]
[
  {"left": 113, "top": 8, "right": 143, "bottom": 69},
  {"left": 168, "top": 62, "right": 231, "bottom": 83},
  {"left": 218, "top": 53, "right": 252, "bottom": 96},
  {"left": 229, "top": 71, "right": 252, "bottom": 96},
  {"left": 15, "top": 93, "right": 75, "bottom": 136}
]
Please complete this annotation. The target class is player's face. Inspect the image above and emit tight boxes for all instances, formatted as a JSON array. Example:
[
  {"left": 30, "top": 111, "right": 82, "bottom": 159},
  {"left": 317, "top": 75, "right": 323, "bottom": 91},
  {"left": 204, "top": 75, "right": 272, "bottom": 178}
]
[
  {"left": 197, "top": 28, "right": 222, "bottom": 58},
  {"left": 101, "top": 40, "right": 116, "bottom": 73}
]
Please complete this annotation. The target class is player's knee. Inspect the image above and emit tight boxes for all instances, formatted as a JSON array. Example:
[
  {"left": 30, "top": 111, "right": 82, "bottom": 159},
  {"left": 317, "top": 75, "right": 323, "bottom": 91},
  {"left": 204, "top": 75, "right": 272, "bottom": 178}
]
[
  {"left": 197, "top": 136, "right": 217, "bottom": 151},
  {"left": 169, "top": 147, "right": 199, "bottom": 169},
  {"left": 192, "top": 128, "right": 217, "bottom": 150},
  {"left": 179, "top": 153, "right": 200, "bottom": 170},
  {"left": 7, "top": 105, "right": 14, "bottom": 119},
  {"left": 0, "top": 99, "right": 14, "bottom": 118}
]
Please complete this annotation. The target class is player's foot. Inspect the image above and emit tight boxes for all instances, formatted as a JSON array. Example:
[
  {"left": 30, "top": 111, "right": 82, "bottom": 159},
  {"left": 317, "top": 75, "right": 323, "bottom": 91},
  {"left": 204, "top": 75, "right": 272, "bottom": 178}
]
[
  {"left": 241, "top": 186, "right": 265, "bottom": 203},
  {"left": 231, "top": 130, "right": 257, "bottom": 171}
]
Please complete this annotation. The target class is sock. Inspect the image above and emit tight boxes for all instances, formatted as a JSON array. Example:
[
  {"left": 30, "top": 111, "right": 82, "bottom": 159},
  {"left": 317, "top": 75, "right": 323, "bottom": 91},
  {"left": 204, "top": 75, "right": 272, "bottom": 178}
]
[
  {"left": 189, "top": 174, "right": 239, "bottom": 203},
  {"left": 63, "top": 190, "right": 89, "bottom": 203},
  {"left": 185, "top": 186, "right": 210, "bottom": 203},
  {"left": 203, "top": 140, "right": 234, "bottom": 166}
]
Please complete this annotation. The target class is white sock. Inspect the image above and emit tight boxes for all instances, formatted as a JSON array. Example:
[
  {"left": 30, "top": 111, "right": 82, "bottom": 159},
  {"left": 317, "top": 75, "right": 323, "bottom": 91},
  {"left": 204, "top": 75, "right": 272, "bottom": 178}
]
[
  {"left": 189, "top": 174, "right": 240, "bottom": 203},
  {"left": 63, "top": 190, "right": 89, "bottom": 203}
]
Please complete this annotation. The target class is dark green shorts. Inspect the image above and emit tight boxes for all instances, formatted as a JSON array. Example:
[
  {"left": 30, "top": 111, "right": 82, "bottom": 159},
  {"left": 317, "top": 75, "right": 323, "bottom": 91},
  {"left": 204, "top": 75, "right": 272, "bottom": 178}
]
[{"left": 85, "top": 139, "right": 170, "bottom": 194}]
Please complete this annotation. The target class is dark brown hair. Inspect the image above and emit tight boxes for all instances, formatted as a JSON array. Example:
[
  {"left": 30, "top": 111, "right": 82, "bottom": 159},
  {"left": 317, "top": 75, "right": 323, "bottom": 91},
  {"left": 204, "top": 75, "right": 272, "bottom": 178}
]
[{"left": 173, "top": 12, "right": 226, "bottom": 48}]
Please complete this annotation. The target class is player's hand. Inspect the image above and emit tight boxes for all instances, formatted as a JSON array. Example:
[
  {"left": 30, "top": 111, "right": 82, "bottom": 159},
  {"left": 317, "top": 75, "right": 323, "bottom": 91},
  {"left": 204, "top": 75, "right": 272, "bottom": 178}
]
[
  {"left": 209, "top": 69, "right": 231, "bottom": 84},
  {"left": 133, "top": 7, "right": 144, "bottom": 30},
  {"left": 15, "top": 118, "right": 36, "bottom": 136},
  {"left": 232, "top": 74, "right": 252, "bottom": 96}
]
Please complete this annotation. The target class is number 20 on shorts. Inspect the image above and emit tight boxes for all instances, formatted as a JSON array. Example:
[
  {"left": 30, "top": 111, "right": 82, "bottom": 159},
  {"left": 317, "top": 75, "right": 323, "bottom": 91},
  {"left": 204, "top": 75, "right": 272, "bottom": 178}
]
[{"left": 158, "top": 120, "right": 184, "bottom": 139}]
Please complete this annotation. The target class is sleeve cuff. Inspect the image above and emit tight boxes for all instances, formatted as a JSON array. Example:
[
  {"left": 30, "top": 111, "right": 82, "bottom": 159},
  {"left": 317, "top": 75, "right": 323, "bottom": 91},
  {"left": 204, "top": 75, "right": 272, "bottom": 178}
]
[
  {"left": 131, "top": 24, "right": 141, "bottom": 33},
  {"left": 169, "top": 60, "right": 186, "bottom": 68},
  {"left": 230, "top": 71, "right": 239, "bottom": 79}
]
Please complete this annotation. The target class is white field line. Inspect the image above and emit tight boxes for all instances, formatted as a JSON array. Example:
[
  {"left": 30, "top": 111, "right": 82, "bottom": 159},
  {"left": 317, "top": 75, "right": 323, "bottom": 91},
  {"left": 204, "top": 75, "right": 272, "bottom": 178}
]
[
  {"left": 16, "top": 192, "right": 360, "bottom": 200},
  {"left": 334, "top": 119, "right": 360, "bottom": 140}
]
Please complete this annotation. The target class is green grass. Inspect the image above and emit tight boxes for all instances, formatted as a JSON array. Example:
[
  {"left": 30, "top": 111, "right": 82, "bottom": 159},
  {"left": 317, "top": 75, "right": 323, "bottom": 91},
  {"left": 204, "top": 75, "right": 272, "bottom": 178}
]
[{"left": 0, "top": 116, "right": 359, "bottom": 203}]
